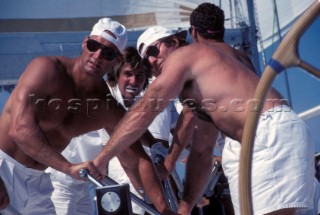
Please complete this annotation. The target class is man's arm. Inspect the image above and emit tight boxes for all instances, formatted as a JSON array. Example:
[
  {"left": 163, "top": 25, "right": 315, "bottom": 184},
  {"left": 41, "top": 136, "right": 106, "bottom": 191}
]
[
  {"left": 163, "top": 106, "right": 196, "bottom": 176},
  {"left": 94, "top": 47, "right": 192, "bottom": 173},
  {"left": 179, "top": 117, "right": 218, "bottom": 214},
  {"left": 8, "top": 57, "right": 100, "bottom": 179}
]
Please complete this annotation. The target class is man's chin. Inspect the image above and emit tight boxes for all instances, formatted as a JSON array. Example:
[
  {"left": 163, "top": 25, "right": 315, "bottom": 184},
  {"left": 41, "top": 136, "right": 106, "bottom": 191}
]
[{"left": 152, "top": 70, "right": 161, "bottom": 77}]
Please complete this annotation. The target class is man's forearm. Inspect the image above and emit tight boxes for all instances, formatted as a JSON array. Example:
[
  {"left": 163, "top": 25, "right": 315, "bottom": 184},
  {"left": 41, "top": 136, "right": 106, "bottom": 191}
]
[
  {"left": 9, "top": 122, "right": 73, "bottom": 173},
  {"left": 166, "top": 106, "right": 196, "bottom": 172}
]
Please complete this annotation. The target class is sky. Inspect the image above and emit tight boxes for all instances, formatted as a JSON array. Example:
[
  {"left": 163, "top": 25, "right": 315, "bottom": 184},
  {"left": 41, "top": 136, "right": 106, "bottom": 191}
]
[
  {"left": 268, "top": 18, "right": 320, "bottom": 113},
  {"left": 264, "top": 17, "right": 320, "bottom": 152},
  {"left": 0, "top": 14, "right": 319, "bottom": 151}
]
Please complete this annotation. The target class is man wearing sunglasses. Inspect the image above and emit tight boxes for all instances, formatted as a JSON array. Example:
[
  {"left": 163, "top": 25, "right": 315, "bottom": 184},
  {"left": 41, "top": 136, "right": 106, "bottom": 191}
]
[
  {"left": 0, "top": 17, "right": 174, "bottom": 214},
  {"left": 93, "top": 4, "right": 315, "bottom": 215}
]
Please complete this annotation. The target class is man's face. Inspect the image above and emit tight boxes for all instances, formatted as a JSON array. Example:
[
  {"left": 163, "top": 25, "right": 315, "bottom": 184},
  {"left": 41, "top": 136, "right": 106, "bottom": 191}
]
[
  {"left": 82, "top": 36, "right": 120, "bottom": 77},
  {"left": 144, "top": 39, "right": 177, "bottom": 77},
  {"left": 117, "top": 62, "right": 147, "bottom": 101}
]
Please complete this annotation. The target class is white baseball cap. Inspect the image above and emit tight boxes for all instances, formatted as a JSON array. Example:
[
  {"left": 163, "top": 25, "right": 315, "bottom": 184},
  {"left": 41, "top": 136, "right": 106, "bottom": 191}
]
[
  {"left": 90, "top": 18, "right": 128, "bottom": 52},
  {"left": 137, "top": 26, "right": 187, "bottom": 58}
]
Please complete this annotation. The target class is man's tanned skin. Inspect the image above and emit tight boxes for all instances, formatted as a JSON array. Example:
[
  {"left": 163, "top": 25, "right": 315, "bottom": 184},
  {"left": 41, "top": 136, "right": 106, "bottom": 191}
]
[
  {"left": 94, "top": 40, "right": 285, "bottom": 214},
  {"left": 0, "top": 33, "right": 174, "bottom": 214}
]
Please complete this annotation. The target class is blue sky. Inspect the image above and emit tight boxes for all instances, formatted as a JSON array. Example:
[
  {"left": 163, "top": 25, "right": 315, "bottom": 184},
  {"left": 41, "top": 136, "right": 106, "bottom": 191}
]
[
  {"left": 268, "top": 18, "right": 320, "bottom": 113},
  {"left": 269, "top": 18, "right": 320, "bottom": 152}
]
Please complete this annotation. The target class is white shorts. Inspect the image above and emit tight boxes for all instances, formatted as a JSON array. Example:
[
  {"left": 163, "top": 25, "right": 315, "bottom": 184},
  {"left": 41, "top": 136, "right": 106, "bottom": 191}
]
[
  {"left": 222, "top": 106, "right": 315, "bottom": 215},
  {"left": 0, "top": 150, "right": 55, "bottom": 215},
  {"left": 50, "top": 176, "right": 95, "bottom": 215}
]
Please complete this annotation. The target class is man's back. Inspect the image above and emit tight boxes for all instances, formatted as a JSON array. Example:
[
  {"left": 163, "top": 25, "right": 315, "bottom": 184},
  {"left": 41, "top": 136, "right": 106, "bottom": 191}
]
[{"left": 157, "top": 42, "right": 284, "bottom": 141}]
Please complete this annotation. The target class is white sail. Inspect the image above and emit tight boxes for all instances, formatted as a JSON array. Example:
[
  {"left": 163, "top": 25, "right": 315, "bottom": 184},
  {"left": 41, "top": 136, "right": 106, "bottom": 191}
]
[
  {"left": 1, "top": 0, "right": 316, "bottom": 55},
  {"left": 0, "top": 0, "right": 246, "bottom": 30},
  {"left": 253, "top": 0, "right": 315, "bottom": 50}
]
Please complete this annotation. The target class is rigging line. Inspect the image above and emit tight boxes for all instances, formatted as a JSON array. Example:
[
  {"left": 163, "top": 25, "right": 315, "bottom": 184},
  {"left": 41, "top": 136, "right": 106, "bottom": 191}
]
[
  {"left": 234, "top": 0, "right": 242, "bottom": 27},
  {"left": 229, "top": 0, "right": 235, "bottom": 28},
  {"left": 272, "top": 0, "right": 292, "bottom": 107},
  {"left": 246, "top": 0, "right": 261, "bottom": 75},
  {"left": 252, "top": 0, "right": 267, "bottom": 67}
]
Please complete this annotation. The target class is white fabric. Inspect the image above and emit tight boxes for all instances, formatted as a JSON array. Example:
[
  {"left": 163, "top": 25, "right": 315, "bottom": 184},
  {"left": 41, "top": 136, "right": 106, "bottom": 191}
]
[
  {"left": 48, "top": 82, "right": 177, "bottom": 214},
  {"left": 46, "top": 130, "right": 106, "bottom": 214},
  {"left": 0, "top": 150, "right": 55, "bottom": 215},
  {"left": 108, "top": 83, "right": 179, "bottom": 212},
  {"left": 62, "top": 130, "right": 106, "bottom": 164},
  {"left": 141, "top": 78, "right": 179, "bottom": 156},
  {"left": 46, "top": 129, "right": 106, "bottom": 186},
  {"left": 222, "top": 105, "right": 315, "bottom": 215},
  {"left": 50, "top": 180, "right": 95, "bottom": 215},
  {"left": 137, "top": 26, "right": 187, "bottom": 57},
  {"left": 137, "top": 26, "right": 176, "bottom": 57},
  {"left": 48, "top": 83, "right": 146, "bottom": 214},
  {"left": 90, "top": 17, "right": 127, "bottom": 52},
  {"left": 141, "top": 77, "right": 179, "bottom": 142},
  {"left": 148, "top": 101, "right": 177, "bottom": 142}
]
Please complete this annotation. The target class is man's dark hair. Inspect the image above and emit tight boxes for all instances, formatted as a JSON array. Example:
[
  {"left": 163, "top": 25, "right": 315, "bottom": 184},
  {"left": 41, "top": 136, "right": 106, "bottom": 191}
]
[
  {"left": 190, "top": 3, "right": 225, "bottom": 41},
  {"left": 108, "top": 47, "right": 152, "bottom": 89}
]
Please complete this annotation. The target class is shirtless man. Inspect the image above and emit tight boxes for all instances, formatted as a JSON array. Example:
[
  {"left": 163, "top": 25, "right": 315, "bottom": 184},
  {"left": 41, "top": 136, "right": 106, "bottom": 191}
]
[
  {"left": 94, "top": 10, "right": 315, "bottom": 215},
  {"left": 0, "top": 18, "right": 173, "bottom": 214}
]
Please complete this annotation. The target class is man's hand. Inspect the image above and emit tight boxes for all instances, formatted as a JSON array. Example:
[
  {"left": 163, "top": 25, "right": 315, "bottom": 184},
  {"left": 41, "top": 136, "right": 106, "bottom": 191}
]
[
  {"left": 93, "top": 156, "right": 108, "bottom": 177},
  {"left": 0, "top": 177, "right": 10, "bottom": 210},
  {"left": 69, "top": 161, "right": 102, "bottom": 180},
  {"left": 154, "top": 161, "right": 171, "bottom": 180}
]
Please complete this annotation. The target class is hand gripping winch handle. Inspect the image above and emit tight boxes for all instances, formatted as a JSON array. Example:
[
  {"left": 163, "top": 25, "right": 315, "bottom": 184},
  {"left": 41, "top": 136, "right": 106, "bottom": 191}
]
[{"left": 79, "top": 169, "right": 162, "bottom": 215}]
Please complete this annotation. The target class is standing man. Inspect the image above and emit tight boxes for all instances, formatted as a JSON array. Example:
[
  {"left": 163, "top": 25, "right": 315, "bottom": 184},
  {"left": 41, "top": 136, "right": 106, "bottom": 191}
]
[
  {"left": 0, "top": 18, "right": 173, "bottom": 214},
  {"left": 188, "top": 3, "right": 318, "bottom": 215},
  {"left": 94, "top": 9, "right": 315, "bottom": 215}
]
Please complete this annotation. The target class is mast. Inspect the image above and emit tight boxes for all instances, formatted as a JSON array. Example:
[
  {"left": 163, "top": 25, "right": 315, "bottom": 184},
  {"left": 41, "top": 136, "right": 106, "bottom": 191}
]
[{"left": 246, "top": 0, "right": 261, "bottom": 75}]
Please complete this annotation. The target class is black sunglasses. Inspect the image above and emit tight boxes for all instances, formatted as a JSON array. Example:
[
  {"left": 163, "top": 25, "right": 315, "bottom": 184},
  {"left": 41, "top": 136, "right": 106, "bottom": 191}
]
[
  {"left": 86, "top": 39, "right": 119, "bottom": 61},
  {"left": 145, "top": 42, "right": 162, "bottom": 59}
]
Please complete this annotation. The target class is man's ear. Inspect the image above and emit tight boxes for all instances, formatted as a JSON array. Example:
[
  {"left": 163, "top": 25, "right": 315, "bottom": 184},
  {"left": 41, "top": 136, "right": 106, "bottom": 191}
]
[
  {"left": 82, "top": 36, "right": 89, "bottom": 49},
  {"left": 173, "top": 37, "right": 180, "bottom": 48},
  {"left": 192, "top": 29, "right": 199, "bottom": 42}
]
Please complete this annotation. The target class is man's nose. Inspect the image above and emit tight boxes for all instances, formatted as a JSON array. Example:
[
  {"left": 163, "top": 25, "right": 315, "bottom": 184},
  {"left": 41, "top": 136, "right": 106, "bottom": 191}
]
[
  {"left": 148, "top": 56, "right": 157, "bottom": 65},
  {"left": 93, "top": 48, "right": 104, "bottom": 59},
  {"left": 129, "top": 76, "right": 136, "bottom": 85}
]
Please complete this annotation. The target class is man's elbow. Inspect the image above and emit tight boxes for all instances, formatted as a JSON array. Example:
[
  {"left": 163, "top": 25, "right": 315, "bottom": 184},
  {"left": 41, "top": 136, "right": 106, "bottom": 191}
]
[
  {"left": 8, "top": 123, "right": 37, "bottom": 154},
  {"left": 8, "top": 125, "right": 20, "bottom": 142}
]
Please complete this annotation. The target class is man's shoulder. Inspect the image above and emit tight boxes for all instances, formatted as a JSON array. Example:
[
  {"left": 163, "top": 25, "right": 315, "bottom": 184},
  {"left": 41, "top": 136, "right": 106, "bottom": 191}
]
[
  {"left": 180, "top": 43, "right": 220, "bottom": 56},
  {"left": 30, "top": 56, "right": 71, "bottom": 67}
]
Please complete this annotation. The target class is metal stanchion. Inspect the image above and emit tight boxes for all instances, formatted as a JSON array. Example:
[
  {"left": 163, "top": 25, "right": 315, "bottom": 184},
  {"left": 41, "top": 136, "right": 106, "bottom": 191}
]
[
  {"left": 79, "top": 169, "right": 161, "bottom": 215},
  {"left": 150, "top": 142, "right": 179, "bottom": 212}
]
